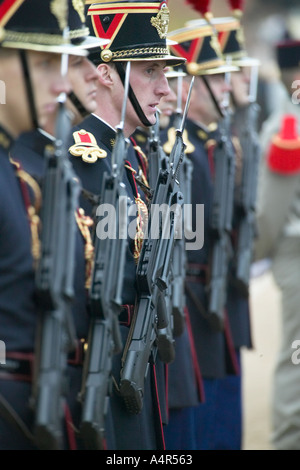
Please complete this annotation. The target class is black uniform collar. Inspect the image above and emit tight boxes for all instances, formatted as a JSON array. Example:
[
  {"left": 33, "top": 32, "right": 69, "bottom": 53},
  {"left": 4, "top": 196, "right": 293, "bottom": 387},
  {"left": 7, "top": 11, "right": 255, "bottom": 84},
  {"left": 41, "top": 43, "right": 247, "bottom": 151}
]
[
  {"left": 0, "top": 125, "right": 14, "bottom": 153},
  {"left": 89, "top": 114, "right": 117, "bottom": 152}
]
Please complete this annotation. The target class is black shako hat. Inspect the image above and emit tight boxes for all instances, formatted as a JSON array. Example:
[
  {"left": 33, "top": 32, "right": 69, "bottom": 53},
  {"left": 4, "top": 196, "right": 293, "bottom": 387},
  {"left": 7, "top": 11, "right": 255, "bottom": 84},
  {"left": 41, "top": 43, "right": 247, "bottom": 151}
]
[
  {"left": 0, "top": 0, "right": 87, "bottom": 55},
  {"left": 276, "top": 39, "right": 300, "bottom": 69},
  {"left": 186, "top": 17, "right": 260, "bottom": 68},
  {"left": 69, "top": 0, "right": 108, "bottom": 49},
  {"left": 85, "top": 1, "right": 185, "bottom": 66},
  {"left": 168, "top": 22, "right": 238, "bottom": 76}
]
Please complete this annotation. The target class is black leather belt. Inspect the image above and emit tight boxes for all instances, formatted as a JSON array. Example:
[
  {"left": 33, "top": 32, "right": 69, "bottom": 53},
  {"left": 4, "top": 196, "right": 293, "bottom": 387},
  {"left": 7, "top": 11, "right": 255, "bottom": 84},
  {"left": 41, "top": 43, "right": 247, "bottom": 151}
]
[{"left": 0, "top": 340, "right": 87, "bottom": 382}]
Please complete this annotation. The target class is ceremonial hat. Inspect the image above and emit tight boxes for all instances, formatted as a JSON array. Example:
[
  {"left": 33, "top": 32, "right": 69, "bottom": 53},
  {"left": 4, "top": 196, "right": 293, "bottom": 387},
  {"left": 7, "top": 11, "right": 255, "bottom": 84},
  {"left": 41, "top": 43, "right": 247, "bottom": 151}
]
[
  {"left": 68, "top": 0, "right": 108, "bottom": 49},
  {"left": 0, "top": 0, "right": 86, "bottom": 55},
  {"left": 167, "top": 22, "right": 239, "bottom": 76},
  {"left": 275, "top": 39, "right": 300, "bottom": 69},
  {"left": 84, "top": 1, "right": 185, "bottom": 66},
  {"left": 184, "top": 0, "right": 259, "bottom": 68},
  {"left": 186, "top": 16, "right": 260, "bottom": 68},
  {"left": 211, "top": 17, "right": 260, "bottom": 67}
]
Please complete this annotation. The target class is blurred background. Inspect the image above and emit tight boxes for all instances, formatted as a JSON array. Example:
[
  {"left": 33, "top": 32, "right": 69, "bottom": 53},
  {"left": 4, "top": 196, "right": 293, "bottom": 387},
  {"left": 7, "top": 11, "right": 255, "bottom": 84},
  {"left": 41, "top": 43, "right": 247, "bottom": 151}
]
[
  {"left": 169, "top": 0, "right": 300, "bottom": 130},
  {"left": 168, "top": 0, "right": 300, "bottom": 451}
]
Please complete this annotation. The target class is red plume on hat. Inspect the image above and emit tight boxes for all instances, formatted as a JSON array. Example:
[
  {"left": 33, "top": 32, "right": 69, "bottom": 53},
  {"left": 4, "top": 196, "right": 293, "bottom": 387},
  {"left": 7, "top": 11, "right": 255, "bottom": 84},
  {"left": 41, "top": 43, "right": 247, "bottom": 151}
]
[
  {"left": 227, "top": 0, "right": 244, "bottom": 18},
  {"left": 185, "top": 0, "right": 213, "bottom": 22},
  {"left": 267, "top": 115, "right": 300, "bottom": 174}
]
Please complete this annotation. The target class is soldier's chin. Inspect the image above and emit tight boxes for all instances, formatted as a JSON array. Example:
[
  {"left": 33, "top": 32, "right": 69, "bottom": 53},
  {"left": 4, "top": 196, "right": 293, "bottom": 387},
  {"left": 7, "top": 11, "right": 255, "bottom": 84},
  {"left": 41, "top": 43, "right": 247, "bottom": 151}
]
[{"left": 147, "top": 112, "right": 157, "bottom": 127}]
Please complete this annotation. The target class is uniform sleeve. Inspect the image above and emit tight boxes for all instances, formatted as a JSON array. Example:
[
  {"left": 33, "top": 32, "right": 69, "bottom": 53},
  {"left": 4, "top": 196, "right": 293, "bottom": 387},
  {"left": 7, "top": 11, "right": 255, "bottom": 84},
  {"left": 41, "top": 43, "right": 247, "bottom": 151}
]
[{"left": 254, "top": 114, "right": 300, "bottom": 260}]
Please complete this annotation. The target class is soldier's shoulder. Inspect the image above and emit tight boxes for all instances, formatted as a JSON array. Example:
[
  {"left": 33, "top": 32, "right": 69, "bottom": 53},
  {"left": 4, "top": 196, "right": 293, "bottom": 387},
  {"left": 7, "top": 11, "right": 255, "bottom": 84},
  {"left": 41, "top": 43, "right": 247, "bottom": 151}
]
[{"left": 68, "top": 128, "right": 108, "bottom": 164}]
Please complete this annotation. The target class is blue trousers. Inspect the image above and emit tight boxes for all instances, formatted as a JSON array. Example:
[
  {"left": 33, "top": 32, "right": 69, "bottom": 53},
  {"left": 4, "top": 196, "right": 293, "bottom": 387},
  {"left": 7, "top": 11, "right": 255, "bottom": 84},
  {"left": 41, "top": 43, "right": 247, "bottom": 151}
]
[
  {"left": 194, "top": 353, "right": 242, "bottom": 450},
  {"left": 164, "top": 406, "right": 198, "bottom": 450}
]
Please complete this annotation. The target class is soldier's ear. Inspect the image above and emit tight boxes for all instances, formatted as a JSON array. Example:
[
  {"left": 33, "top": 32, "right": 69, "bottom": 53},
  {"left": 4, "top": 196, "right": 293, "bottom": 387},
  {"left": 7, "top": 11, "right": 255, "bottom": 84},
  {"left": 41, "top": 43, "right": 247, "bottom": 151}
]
[{"left": 97, "top": 63, "right": 115, "bottom": 87}]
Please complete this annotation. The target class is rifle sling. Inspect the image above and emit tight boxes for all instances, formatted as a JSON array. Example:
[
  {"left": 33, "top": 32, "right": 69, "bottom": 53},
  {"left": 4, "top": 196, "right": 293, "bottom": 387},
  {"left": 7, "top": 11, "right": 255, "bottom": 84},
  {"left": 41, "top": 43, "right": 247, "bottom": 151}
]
[{"left": 0, "top": 393, "right": 35, "bottom": 444}]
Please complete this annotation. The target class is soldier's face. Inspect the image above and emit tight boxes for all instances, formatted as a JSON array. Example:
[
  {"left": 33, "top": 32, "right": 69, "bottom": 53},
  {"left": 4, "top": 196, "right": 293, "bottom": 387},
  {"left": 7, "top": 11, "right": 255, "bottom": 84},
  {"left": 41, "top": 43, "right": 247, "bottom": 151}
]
[
  {"left": 27, "top": 50, "right": 72, "bottom": 130},
  {"left": 230, "top": 69, "right": 250, "bottom": 107},
  {"left": 126, "top": 60, "right": 170, "bottom": 129},
  {"left": 0, "top": 49, "right": 71, "bottom": 137},
  {"left": 158, "top": 78, "right": 177, "bottom": 129},
  {"left": 187, "top": 74, "right": 231, "bottom": 126},
  {"left": 67, "top": 55, "right": 99, "bottom": 116}
]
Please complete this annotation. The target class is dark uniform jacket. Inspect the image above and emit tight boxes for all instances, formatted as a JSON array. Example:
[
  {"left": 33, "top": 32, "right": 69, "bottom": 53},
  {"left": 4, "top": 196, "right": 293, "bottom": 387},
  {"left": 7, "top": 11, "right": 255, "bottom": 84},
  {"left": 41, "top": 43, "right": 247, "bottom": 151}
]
[
  {"left": 133, "top": 125, "right": 204, "bottom": 411},
  {"left": 178, "top": 118, "right": 239, "bottom": 379},
  {"left": 68, "top": 114, "right": 165, "bottom": 450},
  {"left": 0, "top": 126, "right": 36, "bottom": 353},
  {"left": 3, "top": 128, "right": 92, "bottom": 450}
]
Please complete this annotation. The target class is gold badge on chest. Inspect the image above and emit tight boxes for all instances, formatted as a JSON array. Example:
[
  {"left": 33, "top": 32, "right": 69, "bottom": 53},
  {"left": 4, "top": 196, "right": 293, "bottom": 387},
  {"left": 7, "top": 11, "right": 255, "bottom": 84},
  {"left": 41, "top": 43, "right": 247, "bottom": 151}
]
[{"left": 69, "top": 129, "right": 107, "bottom": 163}]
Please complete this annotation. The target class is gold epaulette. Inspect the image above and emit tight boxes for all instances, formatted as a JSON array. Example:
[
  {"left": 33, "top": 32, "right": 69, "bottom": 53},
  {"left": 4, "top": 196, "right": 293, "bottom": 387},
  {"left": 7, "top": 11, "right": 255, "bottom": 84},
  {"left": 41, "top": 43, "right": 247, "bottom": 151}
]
[
  {"left": 163, "top": 127, "right": 195, "bottom": 155},
  {"left": 69, "top": 129, "right": 107, "bottom": 163},
  {"left": 205, "top": 138, "right": 217, "bottom": 151}
]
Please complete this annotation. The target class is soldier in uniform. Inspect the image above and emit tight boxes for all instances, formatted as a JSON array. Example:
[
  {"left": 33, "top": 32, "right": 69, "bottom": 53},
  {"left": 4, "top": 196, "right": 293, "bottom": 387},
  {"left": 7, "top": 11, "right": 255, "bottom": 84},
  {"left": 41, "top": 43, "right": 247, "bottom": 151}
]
[
  {"left": 209, "top": 15, "right": 259, "bottom": 450},
  {"left": 8, "top": 1, "right": 113, "bottom": 450},
  {"left": 68, "top": 0, "right": 185, "bottom": 450},
  {"left": 254, "top": 38, "right": 300, "bottom": 450},
  {"left": 167, "top": 20, "right": 249, "bottom": 450},
  {"left": 0, "top": 0, "right": 95, "bottom": 450},
  {"left": 153, "top": 72, "right": 204, "bottom": 450}
]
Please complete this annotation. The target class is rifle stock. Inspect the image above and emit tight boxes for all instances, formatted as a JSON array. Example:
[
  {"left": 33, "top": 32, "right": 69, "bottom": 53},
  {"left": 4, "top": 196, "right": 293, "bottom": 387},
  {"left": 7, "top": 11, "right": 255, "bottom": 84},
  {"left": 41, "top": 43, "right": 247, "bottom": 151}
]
[
  {"left": 32, "top": 97, "right": 80, "bottom": 449},
  {"left": 78, "top": 62, "right": 131, "bottom": 449},
  {"left": 207, "top": 111, "right": 235, "bottom": 331},
  {"left": 119, "top": 77, "right": 194, "bottom": 414},
  {"left": 234, "top": 102, "right": 260, "bottom": 294}
]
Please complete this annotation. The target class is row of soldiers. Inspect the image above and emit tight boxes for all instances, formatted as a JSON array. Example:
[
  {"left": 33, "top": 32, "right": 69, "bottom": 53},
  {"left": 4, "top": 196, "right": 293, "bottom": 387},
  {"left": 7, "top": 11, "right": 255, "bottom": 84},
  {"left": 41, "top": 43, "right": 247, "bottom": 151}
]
[{"left": 0, "top": 0, "right": 260, "bottom": 450}]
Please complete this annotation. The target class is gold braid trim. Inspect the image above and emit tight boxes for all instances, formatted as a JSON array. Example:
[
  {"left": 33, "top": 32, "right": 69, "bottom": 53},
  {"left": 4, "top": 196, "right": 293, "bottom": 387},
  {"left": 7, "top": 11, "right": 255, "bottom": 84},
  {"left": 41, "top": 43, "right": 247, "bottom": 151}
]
[
  {"left": 124, "top": 164, "right": 149, "bottom": 264},
  {"left": 112, "top": 47, "right": 169, "bottom": 59},
  {"left": 68, "top": 27, "right": 90, "bottom": 40},
  {"left": 131, "top": 143, "right": 150, "bottom": 194},
  {"left": 10, "top": 158, "right": 42, "bottom": 266},
  {"left": 75, "top": 208, "right": 94, "bottom": 289},
  {"left": 132, "top": 143, "right": 149, "bottom": 173},
  {"left": 133, "top": 195, "right": 148, "bottom": 264},
  {"left": 3, "top": 30, "right": 69, "bottom": 46}
]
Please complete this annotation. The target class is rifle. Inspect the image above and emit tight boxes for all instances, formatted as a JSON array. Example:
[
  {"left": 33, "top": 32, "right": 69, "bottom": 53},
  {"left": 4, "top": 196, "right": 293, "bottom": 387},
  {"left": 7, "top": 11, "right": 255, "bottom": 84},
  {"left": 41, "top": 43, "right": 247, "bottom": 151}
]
[
  {"left": 233, "top": 101, "right": 260, "bottom": 296},
  {"left": 119, "top": 77, "right": 195, "bottom": 414},
  {"left": 170, "top": 73, "right": 193, "bottom": 337},
  {"left": 148, "top": 111, "right": 169, "bottom": 188},
  {"left": 207, "top": 107, "right": 236, "bottom": 331},
  {"left": 31, "top": 50, "right": 80, "bottom": 449},
  {"left": 147, "top": 111, "right": 176, "bottom": 363},
  {"left": 78, "top": 62, "right": 131, "bottom": 449}
]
